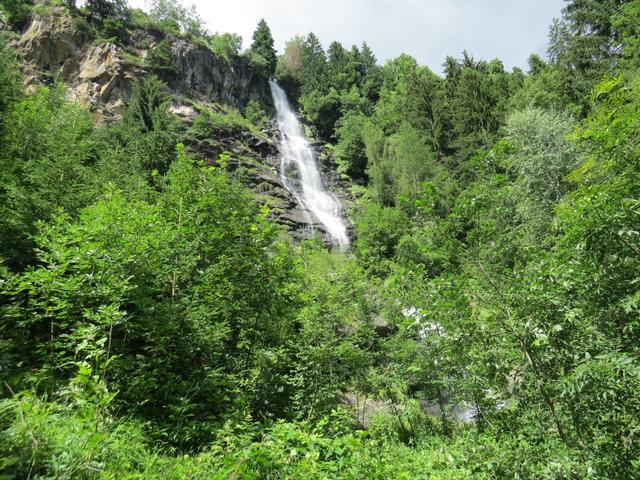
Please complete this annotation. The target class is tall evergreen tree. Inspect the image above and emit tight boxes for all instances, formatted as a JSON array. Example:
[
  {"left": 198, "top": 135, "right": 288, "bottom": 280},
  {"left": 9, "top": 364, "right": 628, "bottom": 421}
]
[
  {"left": 360, "top": 42, "right": 377, "bottom": 74},
  {"left": 250, "top": 19, "right": 277, "bottom": 77},
  {"left": 548, "top": 0, "right": 627, "bottom": 106},
  {"left": 613, "top": 0, "right": 640, "bottom": 69},
  {"left": 327, "top": 40, "right": 349, "bottom": 89},
  {"left": 300, "top": 32, "right": 327, "bottom": 94},
  {"left": 358, "top": 42, "right": 382, "bottom": 106}
]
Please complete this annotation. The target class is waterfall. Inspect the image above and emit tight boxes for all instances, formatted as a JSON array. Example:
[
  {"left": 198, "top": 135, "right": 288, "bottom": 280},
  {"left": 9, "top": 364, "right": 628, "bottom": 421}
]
[{"left": 269, "top": 81, "right": 350, "bottom": 248}]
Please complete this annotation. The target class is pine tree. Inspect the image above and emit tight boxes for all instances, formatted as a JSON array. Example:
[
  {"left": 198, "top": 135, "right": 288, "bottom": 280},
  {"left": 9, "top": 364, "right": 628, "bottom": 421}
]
[
  {"left": 548, "top": 0, "right": 627, "bottom": 104},
  {"left": 327, "top": 42, "right": 347, "bottom": 74},
  {"left": 300, "top": 32, "right": 327, "bottom": 94},
  {"left": 360, "top": 42, "right": 377, "bottom": 74},
  {"left": 327, "top": 41, "right": 350, "bottom": 90},
  {"left": 250, "top": 19, "right": 277, "bottom": 77}
]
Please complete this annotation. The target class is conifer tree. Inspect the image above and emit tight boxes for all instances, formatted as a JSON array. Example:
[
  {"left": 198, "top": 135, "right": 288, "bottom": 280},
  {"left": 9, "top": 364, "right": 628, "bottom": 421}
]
[
  {"left": 250, "top": 19, "right": 277, "bottom": 77},
  {"left": 548, "top": 0, "right": 627, "bottom": 105},
  {"left": 300, "top": 32, "right": 327, "bottom": 94},
  {"left": 360, "top": 42, "right": 377, "bottom": 73}
]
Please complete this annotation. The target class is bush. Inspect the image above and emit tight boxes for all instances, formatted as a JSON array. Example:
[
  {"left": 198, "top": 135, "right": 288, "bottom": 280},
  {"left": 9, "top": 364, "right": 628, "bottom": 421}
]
[
  {"left": 335, "top": 112, "right": 368, "bottom": 182},
  {"left": 0, "top": 396, "right": 479, "bottom": 479},
  {"left": 244, "top": 98, "right": 267, "bottom": 126},
  {"left": 147, "top": 38, "right": 175, "bottom": 74},
  {"left": 0, "top": 0, "right": 31, "bottom": 30},
  {"left": 208, "top": 32, "right": 242, "bottom": 59},
  {"left": 354, "top": 203, "right": 409, "bottom": 273},
  {"left": 188, "top": 103, "right": 264, "bottom": 137}
]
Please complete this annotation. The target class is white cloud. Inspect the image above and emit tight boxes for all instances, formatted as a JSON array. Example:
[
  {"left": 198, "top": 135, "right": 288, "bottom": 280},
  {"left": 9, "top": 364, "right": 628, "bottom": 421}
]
[{"left": 129, "top": 0, "right": 564, "bottom": 74}]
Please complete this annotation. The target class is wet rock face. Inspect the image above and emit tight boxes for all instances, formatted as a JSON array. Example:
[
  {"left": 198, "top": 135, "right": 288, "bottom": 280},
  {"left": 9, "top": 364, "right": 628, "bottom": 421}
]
[
  {"left": 183, "top": 121, "right": 312, "bottom": 240},
  {"left": 265, "top": 120, "right": 355, "bottom": 245}
]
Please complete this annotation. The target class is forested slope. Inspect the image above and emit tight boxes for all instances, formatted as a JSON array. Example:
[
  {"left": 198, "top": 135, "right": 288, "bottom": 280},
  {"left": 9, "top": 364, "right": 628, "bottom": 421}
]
[{"left": 1, "top": 0, "right": 640, "bottom": 478}]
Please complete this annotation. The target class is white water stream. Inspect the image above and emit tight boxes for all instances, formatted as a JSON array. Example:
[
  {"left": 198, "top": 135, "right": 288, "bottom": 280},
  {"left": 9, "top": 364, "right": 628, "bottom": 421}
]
[{"left": 269, "top": 81, "right": 349, "bottom": 248}]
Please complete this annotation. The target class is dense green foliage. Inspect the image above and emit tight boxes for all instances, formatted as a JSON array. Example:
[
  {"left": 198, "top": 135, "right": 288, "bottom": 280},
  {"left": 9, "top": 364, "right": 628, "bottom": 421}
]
[
  {"left": 147, "top": 0, "right": 205, "bottom": 36},
  {"left": 85, "top": 0, "right": 127, "bottom": 24},
  {"left": 2, "top": 0, "right": 640, "bottom": 478},
  {"left": 250, "top": 19, "right": 277, "bottom": 77},
  {"left": 208, "top": 32, "right": 242, "bottom": 59}
]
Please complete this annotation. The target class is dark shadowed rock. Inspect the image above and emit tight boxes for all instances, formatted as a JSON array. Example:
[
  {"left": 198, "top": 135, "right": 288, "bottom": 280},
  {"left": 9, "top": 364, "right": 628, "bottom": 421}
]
[
  {"left": 165, "top": 39, "right": 268, "bottom": 108},
  {"left": 372, "top": 316, "right": 395, "bottom": 337}
]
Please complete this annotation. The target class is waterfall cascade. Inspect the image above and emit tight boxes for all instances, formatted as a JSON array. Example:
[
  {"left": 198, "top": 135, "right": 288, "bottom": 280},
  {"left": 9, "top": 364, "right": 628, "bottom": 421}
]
[{"left": 269, "top": 81, "right": 349, "bottom": 248}]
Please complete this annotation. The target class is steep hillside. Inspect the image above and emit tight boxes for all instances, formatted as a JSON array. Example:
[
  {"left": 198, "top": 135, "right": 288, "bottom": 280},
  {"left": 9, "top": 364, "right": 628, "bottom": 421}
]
[
  {"left": 2, "top": 0, "right": 640, "bottom": 478},
  {"left": 6, "top": 5, "right": 350, "bottom": 242}
]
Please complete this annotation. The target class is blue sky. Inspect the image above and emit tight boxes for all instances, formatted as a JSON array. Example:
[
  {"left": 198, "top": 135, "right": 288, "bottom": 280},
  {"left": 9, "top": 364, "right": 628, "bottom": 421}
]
[{"left": 129, "top": 0, "right": 566, "bottom": 74}]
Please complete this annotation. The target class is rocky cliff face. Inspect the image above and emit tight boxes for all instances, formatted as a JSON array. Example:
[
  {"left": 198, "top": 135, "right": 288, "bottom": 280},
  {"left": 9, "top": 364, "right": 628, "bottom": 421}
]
[
  {"left": 15, "top": 7, "right": 267, "bottom": 120},
  {"left": 166, "top": 38, "right": 269, "bottom": 107}
]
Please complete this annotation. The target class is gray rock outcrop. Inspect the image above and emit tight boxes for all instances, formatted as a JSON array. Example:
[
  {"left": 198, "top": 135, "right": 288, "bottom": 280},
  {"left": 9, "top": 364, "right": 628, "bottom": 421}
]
[{"left": 16, "top": 7, "right": 267, "bottom": 120}]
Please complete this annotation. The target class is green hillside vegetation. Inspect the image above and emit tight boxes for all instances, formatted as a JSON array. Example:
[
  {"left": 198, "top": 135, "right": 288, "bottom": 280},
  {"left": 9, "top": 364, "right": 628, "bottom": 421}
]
[{"left": 1, "top": 0, "right": 640, "bottom": 478}]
